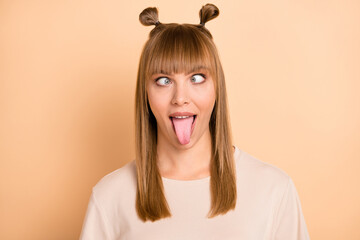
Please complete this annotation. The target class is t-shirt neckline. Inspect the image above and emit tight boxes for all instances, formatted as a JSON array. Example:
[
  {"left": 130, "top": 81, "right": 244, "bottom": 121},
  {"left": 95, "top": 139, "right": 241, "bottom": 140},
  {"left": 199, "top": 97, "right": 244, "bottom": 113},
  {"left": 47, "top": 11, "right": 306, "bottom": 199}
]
[{"left": 161, "top": 146, "right": 240, "bottom": 183}]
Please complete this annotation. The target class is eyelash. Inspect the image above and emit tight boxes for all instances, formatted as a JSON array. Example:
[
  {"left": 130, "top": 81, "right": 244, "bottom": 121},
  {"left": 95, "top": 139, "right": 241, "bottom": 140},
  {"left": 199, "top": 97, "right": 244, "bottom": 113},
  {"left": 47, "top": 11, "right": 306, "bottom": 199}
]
[{"left": 155, "top": 73, "right": 206, "bottom": 86}]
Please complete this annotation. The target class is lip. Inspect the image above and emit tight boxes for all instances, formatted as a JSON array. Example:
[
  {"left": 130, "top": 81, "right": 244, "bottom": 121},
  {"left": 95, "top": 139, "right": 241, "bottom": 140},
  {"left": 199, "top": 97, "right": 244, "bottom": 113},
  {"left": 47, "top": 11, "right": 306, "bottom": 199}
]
[{"left": 169, "top": 112, "right": 196, "bottom": 117}]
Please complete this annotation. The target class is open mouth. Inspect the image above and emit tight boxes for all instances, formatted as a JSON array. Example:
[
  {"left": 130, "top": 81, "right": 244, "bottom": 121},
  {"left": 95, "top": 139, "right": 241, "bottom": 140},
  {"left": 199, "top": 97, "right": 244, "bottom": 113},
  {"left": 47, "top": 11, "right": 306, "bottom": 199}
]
[
  {"left": 169, "top": 115, "right": 197, "bottom": 131},
  {"left": 169, "top": 115, "right": 197, "bottom": 145}
]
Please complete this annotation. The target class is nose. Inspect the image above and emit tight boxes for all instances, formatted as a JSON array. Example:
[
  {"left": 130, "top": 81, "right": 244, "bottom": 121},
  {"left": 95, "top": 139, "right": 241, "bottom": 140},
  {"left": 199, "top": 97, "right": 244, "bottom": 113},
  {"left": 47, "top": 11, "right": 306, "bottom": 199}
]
[{"left": 171, "top": 84, "right": 189, "bottom": 106}]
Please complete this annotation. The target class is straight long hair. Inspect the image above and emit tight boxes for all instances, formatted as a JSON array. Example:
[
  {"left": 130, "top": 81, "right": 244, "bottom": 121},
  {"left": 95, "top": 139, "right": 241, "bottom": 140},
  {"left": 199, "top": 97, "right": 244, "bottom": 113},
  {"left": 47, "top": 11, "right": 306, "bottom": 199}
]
[{"left": 135, "top": 5, "right": 236, "bottom": 222}]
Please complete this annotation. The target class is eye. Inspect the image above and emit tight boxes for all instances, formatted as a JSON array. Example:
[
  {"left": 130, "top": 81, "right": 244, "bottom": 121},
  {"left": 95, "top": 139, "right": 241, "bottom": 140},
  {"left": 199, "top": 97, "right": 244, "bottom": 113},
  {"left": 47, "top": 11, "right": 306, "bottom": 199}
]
[
  {"left": 191, "top": 74, "right": 206, "bottom": 83},
  {"left": 156, "top": 77, "right": 171, "bottom": 86}
]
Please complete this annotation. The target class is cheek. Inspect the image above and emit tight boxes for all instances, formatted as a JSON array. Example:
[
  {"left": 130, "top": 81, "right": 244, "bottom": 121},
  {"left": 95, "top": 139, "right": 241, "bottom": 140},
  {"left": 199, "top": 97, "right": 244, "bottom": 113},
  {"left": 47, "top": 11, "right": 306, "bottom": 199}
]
[
  {"left": 193, "top": 85, "right": 216, "bottom": 113},
  {"left": 147, "top": 91, "right": 168, "bottom": 121}
]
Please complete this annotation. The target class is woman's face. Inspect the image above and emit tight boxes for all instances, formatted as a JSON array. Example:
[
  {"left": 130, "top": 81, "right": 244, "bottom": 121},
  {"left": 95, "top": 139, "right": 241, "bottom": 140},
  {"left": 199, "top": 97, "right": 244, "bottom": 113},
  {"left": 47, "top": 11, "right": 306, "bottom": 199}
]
[{"left": 146, "top": 68, "right": 216, "bottom": 148}]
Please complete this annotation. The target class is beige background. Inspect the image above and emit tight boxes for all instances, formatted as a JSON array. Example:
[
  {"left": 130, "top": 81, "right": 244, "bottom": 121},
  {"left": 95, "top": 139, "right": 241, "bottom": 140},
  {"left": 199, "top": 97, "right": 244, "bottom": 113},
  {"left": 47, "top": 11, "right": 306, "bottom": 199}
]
[{"left": 0, "top": 0, "right": 359, "bottom": 239}]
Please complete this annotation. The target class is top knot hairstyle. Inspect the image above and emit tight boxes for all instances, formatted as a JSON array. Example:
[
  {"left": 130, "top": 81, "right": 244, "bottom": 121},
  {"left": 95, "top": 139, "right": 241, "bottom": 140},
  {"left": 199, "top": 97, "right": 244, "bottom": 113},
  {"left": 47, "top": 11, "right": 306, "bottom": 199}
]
[
  {"left": 135, "top": 3, "right": 237, "bottom": 222},
  {"left": 138, "top": 7, "right": 160, "bottom": 26},
  {"left": 139, "top": 3, "right": 219, "bottom": 38}
]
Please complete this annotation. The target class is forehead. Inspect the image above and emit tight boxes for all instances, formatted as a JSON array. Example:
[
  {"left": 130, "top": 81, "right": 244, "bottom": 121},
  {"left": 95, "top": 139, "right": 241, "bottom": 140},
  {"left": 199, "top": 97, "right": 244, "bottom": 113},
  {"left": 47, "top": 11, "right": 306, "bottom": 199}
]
[
  {"left": 145, "top": 26, "right": 216, "bottom": 78},
  {"left": 146, "top": 54, "right": 217, "bottom": 85}
]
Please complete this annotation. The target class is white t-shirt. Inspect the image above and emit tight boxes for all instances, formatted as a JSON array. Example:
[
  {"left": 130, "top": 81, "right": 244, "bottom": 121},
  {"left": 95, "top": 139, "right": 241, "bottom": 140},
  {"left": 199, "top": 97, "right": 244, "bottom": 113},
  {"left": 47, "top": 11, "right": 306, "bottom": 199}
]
[{"left": 80, "top": 146, "right": 310, "bottom": 239}]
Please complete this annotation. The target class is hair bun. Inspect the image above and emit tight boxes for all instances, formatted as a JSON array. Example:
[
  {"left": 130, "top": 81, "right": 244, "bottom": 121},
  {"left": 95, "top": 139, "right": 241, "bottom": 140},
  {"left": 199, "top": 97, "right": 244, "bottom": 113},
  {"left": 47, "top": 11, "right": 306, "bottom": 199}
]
[
  {"left": 139, "top": 7, "right": 160, "bottom": 26},
  {"left": 199, "top": 3, "right": 219, "bottom": 26}
]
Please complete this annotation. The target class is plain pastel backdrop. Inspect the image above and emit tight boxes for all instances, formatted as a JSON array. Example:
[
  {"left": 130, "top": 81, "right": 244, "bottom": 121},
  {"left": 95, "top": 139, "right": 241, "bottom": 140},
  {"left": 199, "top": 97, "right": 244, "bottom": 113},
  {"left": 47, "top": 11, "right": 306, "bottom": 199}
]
[{"left": 0, "top": 0, "right": 359, "bottom": 239}]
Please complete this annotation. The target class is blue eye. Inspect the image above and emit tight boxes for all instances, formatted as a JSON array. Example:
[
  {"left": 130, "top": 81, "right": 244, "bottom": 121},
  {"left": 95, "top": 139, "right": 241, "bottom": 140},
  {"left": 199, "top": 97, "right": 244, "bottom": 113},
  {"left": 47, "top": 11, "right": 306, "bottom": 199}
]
[
  {"left": 156, "top": 77, "right": 171, "bottom": 86},
  {"left": 191, "top": 74, "right": 206, "bottom": 83}
]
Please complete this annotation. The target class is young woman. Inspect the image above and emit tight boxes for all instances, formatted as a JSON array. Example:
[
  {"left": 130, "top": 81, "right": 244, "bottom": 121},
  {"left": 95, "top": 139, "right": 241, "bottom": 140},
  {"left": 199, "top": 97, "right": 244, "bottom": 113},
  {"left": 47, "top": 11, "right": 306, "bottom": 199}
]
[{"left": 80, "top": 4, "right": 310, "bottom": 240}]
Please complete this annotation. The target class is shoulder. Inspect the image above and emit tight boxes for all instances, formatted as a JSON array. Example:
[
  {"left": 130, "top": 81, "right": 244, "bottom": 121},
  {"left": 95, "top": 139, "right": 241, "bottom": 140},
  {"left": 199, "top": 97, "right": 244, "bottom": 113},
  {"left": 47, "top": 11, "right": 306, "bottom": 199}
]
[
  {"left": 92, "top": 160, "right": 137, "bottom": 204},
  {"left": 234, "top": 146, "right": 291, "bottom": 190}
]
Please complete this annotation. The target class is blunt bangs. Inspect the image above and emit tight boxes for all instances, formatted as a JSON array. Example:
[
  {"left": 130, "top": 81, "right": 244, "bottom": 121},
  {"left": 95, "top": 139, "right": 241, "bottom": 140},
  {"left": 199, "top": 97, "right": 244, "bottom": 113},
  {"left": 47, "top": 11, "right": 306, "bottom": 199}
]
[{"left": 144, "top": 24, "right": 217, "bottom": 79}]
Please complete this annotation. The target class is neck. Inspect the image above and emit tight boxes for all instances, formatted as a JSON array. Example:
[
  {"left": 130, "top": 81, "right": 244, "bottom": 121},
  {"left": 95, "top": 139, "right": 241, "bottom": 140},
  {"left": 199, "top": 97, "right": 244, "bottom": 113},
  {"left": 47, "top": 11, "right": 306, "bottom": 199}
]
[{"left": 156, "top": 129, "right": 212, "bottom": 180}]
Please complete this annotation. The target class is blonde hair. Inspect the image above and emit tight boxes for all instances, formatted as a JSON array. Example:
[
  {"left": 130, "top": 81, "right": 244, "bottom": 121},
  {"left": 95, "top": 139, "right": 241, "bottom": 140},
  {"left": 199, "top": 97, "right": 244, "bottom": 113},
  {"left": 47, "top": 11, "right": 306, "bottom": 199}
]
[{"left": 135, "top": 4, "right": 236, "bottom": 222}]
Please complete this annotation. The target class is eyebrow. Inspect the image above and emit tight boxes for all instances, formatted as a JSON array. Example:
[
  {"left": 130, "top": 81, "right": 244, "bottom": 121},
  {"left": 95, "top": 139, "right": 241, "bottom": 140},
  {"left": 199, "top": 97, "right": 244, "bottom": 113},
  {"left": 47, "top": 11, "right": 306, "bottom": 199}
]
[
  {"left": 158, "top": 66, "right": 209, "bottom": 76},
  {"left": 186, "top": 66, "right": 208, "bottom": 75}
]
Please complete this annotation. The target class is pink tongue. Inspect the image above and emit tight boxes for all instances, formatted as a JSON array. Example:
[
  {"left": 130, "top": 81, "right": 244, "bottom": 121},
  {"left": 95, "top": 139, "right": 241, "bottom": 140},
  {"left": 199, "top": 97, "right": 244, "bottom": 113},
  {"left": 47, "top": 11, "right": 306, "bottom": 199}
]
[{"left": 172, "top": 116, "right": 194, "bottom": 145}]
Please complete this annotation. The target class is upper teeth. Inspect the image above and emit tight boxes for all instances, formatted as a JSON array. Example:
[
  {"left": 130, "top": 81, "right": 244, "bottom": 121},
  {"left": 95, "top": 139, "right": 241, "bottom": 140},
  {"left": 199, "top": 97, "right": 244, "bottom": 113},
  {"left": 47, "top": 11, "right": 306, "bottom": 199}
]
[{"left": 173, "top": 116, "right": 191, "bottom": 119}]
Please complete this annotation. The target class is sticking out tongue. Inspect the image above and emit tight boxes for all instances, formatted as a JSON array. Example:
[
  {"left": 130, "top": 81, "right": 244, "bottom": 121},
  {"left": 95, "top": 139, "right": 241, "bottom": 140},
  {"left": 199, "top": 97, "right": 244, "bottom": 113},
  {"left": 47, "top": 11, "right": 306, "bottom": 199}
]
[{"left": 171, "top": 116, "right": 194, "bottom": 145}]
